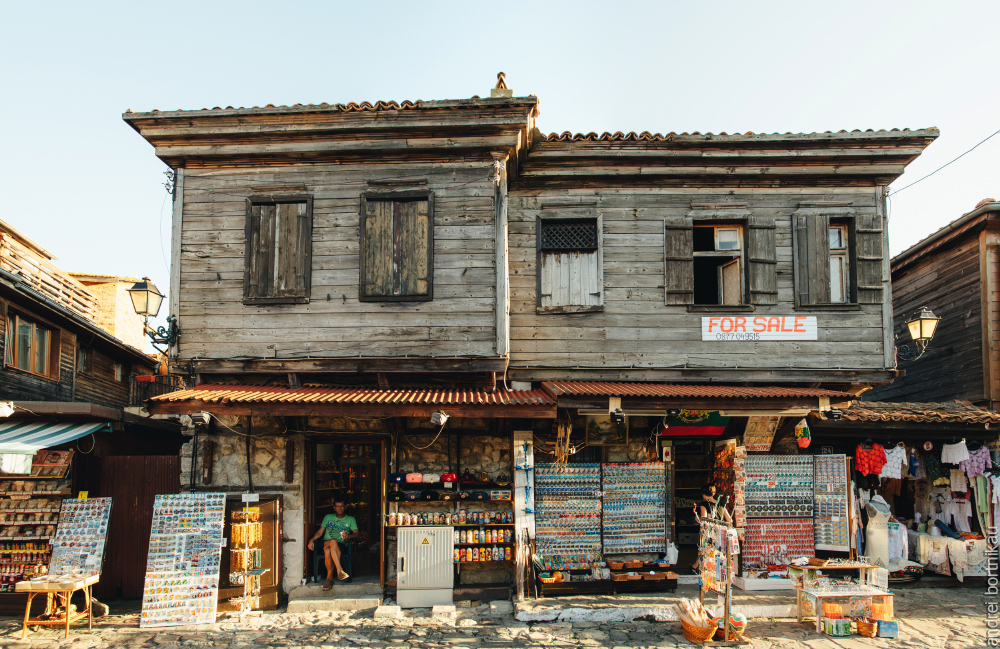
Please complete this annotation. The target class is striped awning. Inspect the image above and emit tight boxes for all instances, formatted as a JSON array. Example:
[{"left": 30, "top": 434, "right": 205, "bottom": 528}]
[{"left": 0, "top": 421, "right": 111, "bottom": 453}]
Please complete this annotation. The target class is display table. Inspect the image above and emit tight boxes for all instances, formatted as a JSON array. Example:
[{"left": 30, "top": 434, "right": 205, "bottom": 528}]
[
  {"left": 15, "top": 574, "right": 98, "bottom": 638},
  {"left": 796, "top": 586, "right": 893, "bottom": 634},
  {"left": 788, "top": 562, "right": 879, "bottom": 589}
]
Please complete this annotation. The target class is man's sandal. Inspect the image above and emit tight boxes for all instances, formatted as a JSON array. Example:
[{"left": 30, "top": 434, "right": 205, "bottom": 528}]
[
  {"left": 322, "top": 579, "right": 333, "bottom": 591},
  {"left": 337, "top": 570, "right": 349, "bottom": 581}
]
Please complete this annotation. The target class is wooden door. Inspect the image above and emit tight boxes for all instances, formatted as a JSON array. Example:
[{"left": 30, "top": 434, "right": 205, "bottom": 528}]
[
  {"left": 94, "top": 456, "right": 180, "bottom": 600},
  {"left": 217, "top": 497, "right": 282, "bottom": 611}
]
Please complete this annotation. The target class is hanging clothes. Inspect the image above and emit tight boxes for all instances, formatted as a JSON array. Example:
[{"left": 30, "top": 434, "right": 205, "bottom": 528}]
[
  {"left": 942, "top": 440, "right": 970, "bottom": 465},
  {"left": 856, "top": 443, "right": 888, "bottom": 476},
  {"left": 950, "top": 469, "right": 969, "bottom": 495},
  {"left": 960, "top": 445, "right": 993, "bottom": 478},
  {"left": 924, "top": 452, "right": 949, "bottom": 482},
  {"left": 880, "top": 444, "right": 908, "bottom": 479}
]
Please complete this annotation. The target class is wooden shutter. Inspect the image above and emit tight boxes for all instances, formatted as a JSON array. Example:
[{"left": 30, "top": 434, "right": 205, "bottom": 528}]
[
  {"left": 854, "top": 212, "right": 884, "bottom": 304},
  {"left": 245, "top": 203, "right": 276, "bottom": 299},
  {"left": 362, "top": 197, "right": 433, "bottom": 300},
  {"left": 245, "top": 199, "right": 311, "bottom": 303},
  {"left": 793, "top": 212, "right": 831, "bottom": 305},
  {"left": 664, "top": 216, "right": 694, "bottom": 305},
  {"left": 747, "top": 216, "right": 778, "bottom": 305},
  {"left": 398, "top": 200, "right": 431, "bottom": 297}
]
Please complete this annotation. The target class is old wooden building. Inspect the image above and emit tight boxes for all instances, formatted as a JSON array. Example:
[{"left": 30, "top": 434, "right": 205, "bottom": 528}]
[
  {"left": 124, "top": 88, "right": 936, "bottom": 602},
  {"left": 867, "top": 200, "right": 1000, "bottom": 407},
  {"left": 0, "top": 219, "right": 183, "bottom": 606}
]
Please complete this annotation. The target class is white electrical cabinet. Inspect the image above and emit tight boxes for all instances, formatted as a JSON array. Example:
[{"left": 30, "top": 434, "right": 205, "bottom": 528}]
[{"left": 396, "top": 526, "right": 454, "bottom": 608}]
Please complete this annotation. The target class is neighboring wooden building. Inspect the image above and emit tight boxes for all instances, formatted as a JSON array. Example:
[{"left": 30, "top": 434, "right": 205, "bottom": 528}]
[
  {"left": 0, "top": 219, "right": 184, "bottom": 605},
  {"left": 867, "top": 200, "right": 1000, "bottom": 408},
  {"left": 125, "top": 90, "right": 937, "bottom": 598}
]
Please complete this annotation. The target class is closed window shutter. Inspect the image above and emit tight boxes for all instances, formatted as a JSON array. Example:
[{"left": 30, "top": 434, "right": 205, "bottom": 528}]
[
  {"left": 363, "top": 200, "right": 394, "bottom": 297},
  {"left": 855, "top": 212, "right": 884, "bottom": 304},
  {"left": 398, "top": 200, "right": 431, "bottom": 297},
  {"left": 664, "top": 216, "right": 694, "bottom": 305},
  {"left": 274, "top": 202, "right": 312, "bottom": 298},
  {"left": 246, "top": 203, "right": 276, "bottom": 299},
  {"left": 747, "top": 215, "right": 778, "bottom": 305},
  {"left": 793, "top": 212, "right": 832, "bottom": 305}
]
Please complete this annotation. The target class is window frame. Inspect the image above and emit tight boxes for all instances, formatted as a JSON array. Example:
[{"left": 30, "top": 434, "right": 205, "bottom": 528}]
[
  {"left": 828, "top": 223, "right": 850, "bottom": 304},
  {"left": 536, "top": 214, "right": 604, "bottom": 315},
  {"left": 359, "top": 191, "right": 435, "bottom": 303},
  {"left": 792, "top": 207, "right": 862, "bottom": 310},
  {"left": 692, "top": 223, "right": 745, "bottom": 306},
  {"left": 243, "top": 195, "right": 314, "bottom": 306},
  {"left": 4, "top": 310, "right": 60, "bottom": 380},
  {"left": 77, "top": 344, "right": 93, "bottom": 375}
]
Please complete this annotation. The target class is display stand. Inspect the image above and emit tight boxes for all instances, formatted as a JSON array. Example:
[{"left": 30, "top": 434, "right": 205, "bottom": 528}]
[
  {"left": 17, "top": 573, "right": 97, "bottom": 638},
  {"left": 698, "top": 517, "right": 747, "bottom": 645},
  {"left": 228, "top": 506, "right": 268, "bottom": 617}
]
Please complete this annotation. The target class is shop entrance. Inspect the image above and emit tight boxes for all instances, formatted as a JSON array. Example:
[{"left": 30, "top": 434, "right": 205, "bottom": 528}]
[{"left": 310, "top": 442, "right": 383, "bottom": 579}]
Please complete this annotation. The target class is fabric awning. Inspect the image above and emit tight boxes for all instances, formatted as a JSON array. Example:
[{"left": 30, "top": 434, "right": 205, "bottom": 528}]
[{"left": 0, "top": 421, "right": 111, "bottom": 453}]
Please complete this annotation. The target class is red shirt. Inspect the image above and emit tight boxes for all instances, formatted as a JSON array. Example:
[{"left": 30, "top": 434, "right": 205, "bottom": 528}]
[{"left": 855, "top": 443, "right": 887, "bottom": 476}]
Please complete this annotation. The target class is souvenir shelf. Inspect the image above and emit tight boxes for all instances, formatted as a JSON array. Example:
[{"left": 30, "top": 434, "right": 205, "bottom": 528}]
[
  {"left": 534, "top": 464, "right": 603, "bottom": 571},
  {"left": 228, "top": 507, "right": 268, "bottom": 617},
  {"left": 0, "top": 450, "right": 74, "bottom": 592},
  {"left": 813, "top": 455, "right": 850, "bottom": 552},
  {"left": 602, "top": 462, "right": 666, "bottom": 554}
]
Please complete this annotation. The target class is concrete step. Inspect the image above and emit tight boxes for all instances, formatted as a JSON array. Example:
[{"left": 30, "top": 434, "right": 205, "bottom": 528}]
[{"left": 287, "top": 576, "right": 382, "bottom": 613}]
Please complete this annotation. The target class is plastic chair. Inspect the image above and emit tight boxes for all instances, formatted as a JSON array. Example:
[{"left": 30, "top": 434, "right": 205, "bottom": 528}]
[{"left": 313, "top": 540, "right": 353, "bottom": 584}]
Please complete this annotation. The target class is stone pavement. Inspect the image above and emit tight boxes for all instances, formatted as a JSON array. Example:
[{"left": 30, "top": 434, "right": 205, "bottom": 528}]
[{"left": 0, "top": 584, "right": 991, "bottom": 648}]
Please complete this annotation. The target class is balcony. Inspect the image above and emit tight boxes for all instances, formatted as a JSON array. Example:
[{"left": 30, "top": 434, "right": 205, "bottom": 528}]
[{"left": 129, "top": 375, "right": 181, "bottom": 407}]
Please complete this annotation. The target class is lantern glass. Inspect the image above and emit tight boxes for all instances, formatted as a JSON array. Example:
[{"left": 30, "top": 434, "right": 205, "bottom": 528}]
[
  {"left": 905, "top": 308, "right": 939, "bottom": 344},
  {"left": 127, "top": 279, "right": 164, "bottom": 318}
]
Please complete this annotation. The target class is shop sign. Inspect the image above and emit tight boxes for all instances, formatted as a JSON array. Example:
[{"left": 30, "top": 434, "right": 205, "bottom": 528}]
[{"left": 701, "top": 316, "right": 818, "bottom": 341}]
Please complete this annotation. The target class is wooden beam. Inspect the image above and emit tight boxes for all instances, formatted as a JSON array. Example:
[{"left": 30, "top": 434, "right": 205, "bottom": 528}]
[
  {"left": 508, "top": 368, "right": 895, "bottom": 384},
  {"left": 178, "top": 357, "right": 509, "bottom": 374},
  {"left": 555, "top": 397, "right": 822, "bottom": 411}
]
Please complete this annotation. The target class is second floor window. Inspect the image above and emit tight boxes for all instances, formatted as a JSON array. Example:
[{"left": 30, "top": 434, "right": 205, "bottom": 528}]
[
  {"left": 244, "top": 197, "right": 313, "bottom": 304},
  {"left": 693, "top": 225, "right": 743, "bottom": 305},
  {"left": 828, "top": 224, "right": 850, "bottom": 304},
  {"left": 792, "top": 206, "right": 883, "bottom": 307},
  {"left": 4, "top": 313, "right": 57, "bottom": 378},
  {"left": 360, "top": 195, "right": 433, "bottom": 301},
  {"left": 537, "top": 217, "right": 603, "bottom": 313}
]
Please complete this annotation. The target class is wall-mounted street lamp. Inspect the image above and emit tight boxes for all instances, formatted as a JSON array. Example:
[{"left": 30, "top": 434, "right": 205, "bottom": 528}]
[
  {"left": 127, "top": 277, "right": 179, "bottom": 351},
  {"left": 895, "top": 306, "right": 940, "bottom": 362}
]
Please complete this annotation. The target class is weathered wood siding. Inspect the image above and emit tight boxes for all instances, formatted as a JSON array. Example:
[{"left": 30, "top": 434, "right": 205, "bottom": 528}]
[
  {"left": 507, "top": 190, "right": 888, "bottom": 376},
  {"left": 75, "top": 347, "right": 130, "bottom": 407},
  {"left": 0, "top": 298, "right": 76, "bottom": 401},
  {"left": 868, "top": 235, "right": 983, "bottom": 402},
  {"left": 175, "top": 163, "right": 498, "bottom": 361}
]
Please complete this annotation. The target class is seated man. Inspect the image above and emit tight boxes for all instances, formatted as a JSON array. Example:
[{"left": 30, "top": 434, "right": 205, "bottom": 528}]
[{"left": 307, "top": 499, "right": 359, "bottom": 590}]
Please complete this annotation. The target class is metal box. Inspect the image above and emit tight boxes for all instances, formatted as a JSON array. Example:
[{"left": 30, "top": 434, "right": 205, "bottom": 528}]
[{"left": 396, "top": 526, "right": 454, "bottom": 607}]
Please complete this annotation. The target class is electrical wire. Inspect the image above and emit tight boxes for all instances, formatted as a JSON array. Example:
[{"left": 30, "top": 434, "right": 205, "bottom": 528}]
[
  {"left": 891, "top": 127, "right": 1000, "bottom": 196},
  {"left": 76, "top": 434, "right": 96, "bottom": 454},
  {"left": 402, "top": 423, "right": 447, "bottom": 450}
]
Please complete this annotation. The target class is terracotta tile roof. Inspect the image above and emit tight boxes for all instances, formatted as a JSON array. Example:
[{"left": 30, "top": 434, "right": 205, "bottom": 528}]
[
  {"left": 125, "top": 97, "right": 538, "bottom": 118},
  {"left": 545, "top": 128, "right": 934, "bottom": 142},
  {"left": 150, "top": 384, "right": 555, "bottom": 407},
  {"left": 843, "top": 401, "right": 1000, "bottom": 424},
  {"left": 541, "top": 381, "right": 852, "bottom": 400}
]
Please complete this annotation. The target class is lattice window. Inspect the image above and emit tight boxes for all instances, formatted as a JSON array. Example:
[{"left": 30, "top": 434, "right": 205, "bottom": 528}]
[{"left": 540, "top": 219, "right": 598, "bottom": 251}]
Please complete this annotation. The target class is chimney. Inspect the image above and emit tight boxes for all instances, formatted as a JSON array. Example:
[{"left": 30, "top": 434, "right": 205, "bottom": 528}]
[{"left": 491, "top": 72, "right": 512, "bottom": 98}]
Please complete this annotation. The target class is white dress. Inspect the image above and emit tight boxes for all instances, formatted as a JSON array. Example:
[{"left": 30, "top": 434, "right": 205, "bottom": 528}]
[{"left": 865, "top": 500, "right": 892, "bottom": 568}]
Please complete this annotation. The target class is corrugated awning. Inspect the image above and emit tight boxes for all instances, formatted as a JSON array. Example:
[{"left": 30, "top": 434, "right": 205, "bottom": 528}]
[{"left": 0, "top": 421, "right": 111, "bottom": 453}]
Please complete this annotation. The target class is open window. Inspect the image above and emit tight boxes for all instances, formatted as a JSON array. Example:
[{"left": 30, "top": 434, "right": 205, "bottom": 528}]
[
  {"left": 537, "top": 217, "right": 603, "bottom": 314},
  {"left": 693, "top": 225, "right": 743, "bottom": 305},
  {"left": 665, "top": 208, "right": 776, "bottom": 307}
]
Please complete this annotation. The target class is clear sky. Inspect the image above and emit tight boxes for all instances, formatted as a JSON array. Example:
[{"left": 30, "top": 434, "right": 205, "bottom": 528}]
[{"left": 2, "top": 0, "right": 997, "bottom": 330}]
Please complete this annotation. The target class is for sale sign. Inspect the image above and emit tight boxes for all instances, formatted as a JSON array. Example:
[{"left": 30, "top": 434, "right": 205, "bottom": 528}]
[{"left": 701, "top": 316, "right": 817, "bottom": 341}]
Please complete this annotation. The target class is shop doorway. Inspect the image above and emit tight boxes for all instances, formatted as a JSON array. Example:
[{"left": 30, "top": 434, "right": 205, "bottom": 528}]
[{"left": 311, "top": 442, "right": 383, "bottom": 579}]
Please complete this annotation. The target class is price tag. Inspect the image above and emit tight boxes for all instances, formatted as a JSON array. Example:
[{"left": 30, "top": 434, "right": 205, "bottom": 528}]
[
  {"left": 242, "top": 493, "right": 260, "bottom": 503},
  {"left": 78, "top": 491, "right": 89, "bottom": 499},
  {"left": 832, "top": 516, "right": 840, "bottom": 522}
]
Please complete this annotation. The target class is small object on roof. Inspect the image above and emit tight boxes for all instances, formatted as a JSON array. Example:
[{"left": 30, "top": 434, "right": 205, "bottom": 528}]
[{"left": 492, "top": 72, "right": 513, "bottom": 98}]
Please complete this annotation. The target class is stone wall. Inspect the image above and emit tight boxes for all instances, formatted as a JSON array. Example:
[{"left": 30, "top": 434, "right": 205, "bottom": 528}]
[
  {"left": 388, "top": 429, "right": 514, "bottom": 585},
  {"left": 180, "top": 414, "right": 306, "bottom": 594}
]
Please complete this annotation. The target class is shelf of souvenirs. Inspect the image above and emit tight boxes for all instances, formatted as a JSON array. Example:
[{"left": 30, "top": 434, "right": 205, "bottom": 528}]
[
  {"left": 0, "top": 507, "right": 61, "bottom": 514},
  {"left": 0, "top": 488, "right": 71, "bottom": 496},
  {"left": 0, "top": 450, "right": 75, "bottom": 480},
  {"left": 0, "top": 549, "right": 50, "bottom": 562}
]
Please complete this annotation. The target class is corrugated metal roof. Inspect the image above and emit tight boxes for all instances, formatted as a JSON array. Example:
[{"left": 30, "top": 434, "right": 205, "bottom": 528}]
[
  {"left": 541, "top": 381, "right": 852, "bottom": 399},
  {"left": 150, "top": 384, "right": 555, "bottom": 406},
  {"left": 545, "top": 128, "right": 935, "bottom": 142},
  {"left": 841, "top": 401, "right": 1000, "bottom": 424}
]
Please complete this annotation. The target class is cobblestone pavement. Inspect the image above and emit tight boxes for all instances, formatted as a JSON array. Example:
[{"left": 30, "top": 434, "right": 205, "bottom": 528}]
[{"left": 0, "top": 585, "right": 991, "bottom": 648}]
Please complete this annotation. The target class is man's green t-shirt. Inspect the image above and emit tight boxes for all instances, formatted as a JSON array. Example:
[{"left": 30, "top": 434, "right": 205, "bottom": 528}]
[{"left": 320, "top": 513, "right": 358, "bottom": 541}]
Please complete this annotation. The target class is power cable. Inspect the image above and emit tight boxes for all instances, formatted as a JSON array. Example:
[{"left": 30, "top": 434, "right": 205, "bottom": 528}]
[{"left": 891, "top": 127, "right": 1000, "bottom": 196}]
